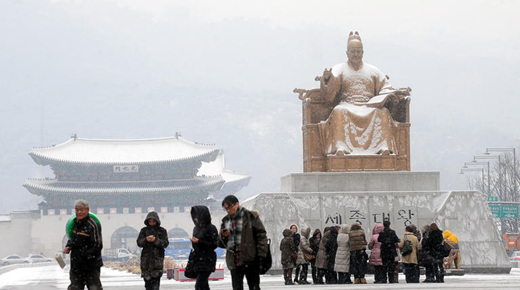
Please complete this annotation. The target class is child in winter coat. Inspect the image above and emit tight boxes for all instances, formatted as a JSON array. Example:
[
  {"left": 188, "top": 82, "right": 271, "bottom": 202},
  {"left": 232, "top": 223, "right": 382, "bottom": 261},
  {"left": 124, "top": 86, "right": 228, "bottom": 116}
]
[{"left": 280, "top": 229, "right": 297, "bottom": 285}]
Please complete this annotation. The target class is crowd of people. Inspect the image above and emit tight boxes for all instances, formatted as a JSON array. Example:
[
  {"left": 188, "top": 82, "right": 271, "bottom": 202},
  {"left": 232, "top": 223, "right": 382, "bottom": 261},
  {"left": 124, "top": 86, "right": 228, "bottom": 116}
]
[
  {"left": 280, "top": 220, "right": 460, "bottom": 285},
  {"left": 63, "top": 197, "right": 460, "bottom": 289}
]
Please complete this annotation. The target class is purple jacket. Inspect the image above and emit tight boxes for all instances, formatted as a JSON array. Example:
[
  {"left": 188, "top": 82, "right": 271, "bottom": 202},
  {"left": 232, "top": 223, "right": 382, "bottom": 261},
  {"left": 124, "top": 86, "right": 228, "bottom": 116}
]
[{"left": 368, "top": 224, "right": 384, "bottom": 266}]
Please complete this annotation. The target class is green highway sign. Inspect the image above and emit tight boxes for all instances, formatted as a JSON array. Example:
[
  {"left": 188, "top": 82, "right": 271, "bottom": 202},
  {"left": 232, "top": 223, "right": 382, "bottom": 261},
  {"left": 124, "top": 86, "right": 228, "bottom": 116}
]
[
  {"left": 487, "top": 196, "right": 498, "bottom": 202},
  {"left": 489, "top": 204, "right": 519, "bottom": 218},
  {"left": 501, "top": 205, "right": 519, "bottom": 218},
  {"left": 489, "top": 204, "right": 501, "bottom": 218}
]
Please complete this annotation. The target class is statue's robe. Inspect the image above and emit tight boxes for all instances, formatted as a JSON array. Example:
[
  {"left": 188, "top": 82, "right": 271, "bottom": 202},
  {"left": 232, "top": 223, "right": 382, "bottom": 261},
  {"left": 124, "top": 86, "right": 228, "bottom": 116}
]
[{"left": 318, "top": 62, "right": 397, "bottom": 155}]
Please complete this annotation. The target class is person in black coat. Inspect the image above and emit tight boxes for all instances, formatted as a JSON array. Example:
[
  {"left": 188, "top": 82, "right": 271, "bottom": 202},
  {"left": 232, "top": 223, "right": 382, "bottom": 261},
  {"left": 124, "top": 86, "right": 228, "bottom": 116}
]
[
  {"left": 377, "top": 220, "right": 399, "bottom": 283},
  {"left": 64, "top": 200, "right": 103, "bottom": 290},
  {"left": 190, "top": 205, "right": 218, "bottom": 290},
  {"left": 420, "top": 224, "right": 435, "bottom": 282},
  {"left": 309, "top": 229, "right": 322, "bottom": 284},
  {"left": 137, "top": 211, "right": 169, "bottom": 290},
  {"left": 325, "top": 227, "right": 339, "bottom": 284},
  {"left": 422, "top": 223, "right": 445, "bottom": 283},
  {"left": 290, "top": 224, "right": 302, "bottom": 283}
]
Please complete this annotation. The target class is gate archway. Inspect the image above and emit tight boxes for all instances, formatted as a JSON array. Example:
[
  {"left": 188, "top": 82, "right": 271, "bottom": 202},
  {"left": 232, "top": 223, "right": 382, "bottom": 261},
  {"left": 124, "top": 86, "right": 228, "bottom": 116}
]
[{"left": 110, "top": 226, "right": 139, "bottom": 253}]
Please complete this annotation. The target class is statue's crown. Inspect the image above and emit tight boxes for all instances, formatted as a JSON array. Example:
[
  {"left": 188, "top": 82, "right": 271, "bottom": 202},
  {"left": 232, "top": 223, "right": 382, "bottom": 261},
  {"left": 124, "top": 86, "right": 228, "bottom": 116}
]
[{"left": 348, "top": 31, "right": 361, "bottom": 42}]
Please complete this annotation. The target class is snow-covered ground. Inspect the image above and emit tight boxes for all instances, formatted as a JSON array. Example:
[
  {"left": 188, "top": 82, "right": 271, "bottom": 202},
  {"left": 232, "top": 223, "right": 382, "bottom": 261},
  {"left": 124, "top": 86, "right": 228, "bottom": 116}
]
[{"left": 1, "top": 263, "right": 520, "bottom": 289}]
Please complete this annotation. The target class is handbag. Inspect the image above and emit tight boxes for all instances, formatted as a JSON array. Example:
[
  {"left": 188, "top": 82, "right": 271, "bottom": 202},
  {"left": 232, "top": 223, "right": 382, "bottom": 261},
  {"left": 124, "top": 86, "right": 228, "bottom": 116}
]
[
  {"left": 440, "top": 239, "right": 452, "bottom": 258},
  {"left": 303, "top": 251, "right": 315, "bottom": 262},
  {"left": 184, "top": 250, "right": 197, "bottom": 279},
  {"left": 259, "top": 238, "right": 272, "bottom": 274}
]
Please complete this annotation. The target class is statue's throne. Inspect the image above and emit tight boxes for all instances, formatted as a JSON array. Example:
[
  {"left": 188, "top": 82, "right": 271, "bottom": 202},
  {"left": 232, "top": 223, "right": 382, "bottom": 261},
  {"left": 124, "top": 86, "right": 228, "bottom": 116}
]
[{"left": 296, "top": 88, "right": 411, "bottom": 172}]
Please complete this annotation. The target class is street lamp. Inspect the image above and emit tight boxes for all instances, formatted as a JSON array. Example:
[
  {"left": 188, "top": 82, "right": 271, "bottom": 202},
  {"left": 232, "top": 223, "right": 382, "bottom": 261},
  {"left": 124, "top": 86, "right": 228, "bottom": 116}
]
[
  {"left": 464, "top": 161, "right": 491, "bottom": 195},
  {"left": 475, "top": 154, "right": 503, "bottom": 197},
  {"left": 485, "top": 147, "right": 517, "bottom": 202},
  {"left": 460, "top": 167, "right": 485, "bottom": 191},
  {"left": 486, "top": 147, "right": 518, "bottom": 232}
]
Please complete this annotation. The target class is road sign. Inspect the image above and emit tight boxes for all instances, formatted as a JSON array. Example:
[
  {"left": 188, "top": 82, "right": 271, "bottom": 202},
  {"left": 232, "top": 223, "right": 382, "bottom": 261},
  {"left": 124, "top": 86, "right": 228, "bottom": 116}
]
[
  {"left": 501, "top": 205, "right": 519, "bottom": 218},
  {"left": 487, "top": 196, "right": 498, "bottom": 202},
  {"left": 489, "top": 204, "right": 501, "bottom": 218}
]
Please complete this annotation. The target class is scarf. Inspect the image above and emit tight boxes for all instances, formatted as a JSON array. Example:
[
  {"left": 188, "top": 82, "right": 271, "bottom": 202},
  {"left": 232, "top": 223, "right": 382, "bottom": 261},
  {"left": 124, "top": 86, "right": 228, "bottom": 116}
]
[{"left": 223, "top": 206, "right": 244, "bottom": 259}]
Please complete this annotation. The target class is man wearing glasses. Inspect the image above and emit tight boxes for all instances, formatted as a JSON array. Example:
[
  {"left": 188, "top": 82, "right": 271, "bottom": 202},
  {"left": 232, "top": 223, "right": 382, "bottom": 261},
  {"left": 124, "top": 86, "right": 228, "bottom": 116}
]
[{"left": 218, "top": 195, "right": 268, "bottom": 290}]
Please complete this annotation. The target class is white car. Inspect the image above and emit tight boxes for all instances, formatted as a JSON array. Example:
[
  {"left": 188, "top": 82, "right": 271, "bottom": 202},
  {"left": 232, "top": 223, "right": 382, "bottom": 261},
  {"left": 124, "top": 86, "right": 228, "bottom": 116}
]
[
  {"left": 1, "top": 255, "right": 29, "bottom": 266},
  {"left": 26, "top": 254, "right": 53, "bottom": 264},
  {"left": 510, "top": 251, "right": 520, "bottom": 261}
]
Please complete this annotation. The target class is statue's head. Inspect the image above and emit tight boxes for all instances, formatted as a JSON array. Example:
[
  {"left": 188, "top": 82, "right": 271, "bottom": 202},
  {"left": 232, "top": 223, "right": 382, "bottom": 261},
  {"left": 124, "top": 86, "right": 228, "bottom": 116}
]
[{"left": 346, "top": 31, "right": 364, "bottom": 68}]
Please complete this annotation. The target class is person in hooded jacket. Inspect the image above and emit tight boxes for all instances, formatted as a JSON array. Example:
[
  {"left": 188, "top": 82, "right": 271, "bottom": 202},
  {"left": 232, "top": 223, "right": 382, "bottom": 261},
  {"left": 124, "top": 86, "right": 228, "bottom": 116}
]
[
  {"left": 422, "top": 223, "right": 445, "bottom": 283},
  {"left": 325, "top": 227, "right": 339, "bottom": 284},
  {"left": 377, "top": 220, "right": 399, "bottom": 284},
  {"left": 368, "top": 223, "right": 385, "bottom": 283},
  {"left": 298, "top": 227, "right": 313, "bottom": 284},
  {"left": 308, "top": 229, "right": 321, "bottom": 284},
  {"left": 334, "top": 224, "right": 352, "bottom": 284},
  {"left": 189, "top": 205, "right": 218, "bottom": 290},
  {"left": 280, "top": 229, "right": 297, "bottom": 285},
  {"left": 137, "top": 211, "right": 169, "bottom": 290},
  {"left": 314, "top": 227, "right": 330, "bottom": 284},
  {"left": 349, "top": 222, "right": 368, "bottom": 284},
  {"left": 443, "top": 230, "right": 460, "bottom": 270}
]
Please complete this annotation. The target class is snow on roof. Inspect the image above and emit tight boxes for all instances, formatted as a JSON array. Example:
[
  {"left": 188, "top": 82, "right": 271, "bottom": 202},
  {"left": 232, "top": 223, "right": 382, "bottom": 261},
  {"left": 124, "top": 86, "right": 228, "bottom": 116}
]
[
  {"left": 198, "top": 151, "right": 250, "bottom": 183},
  {"left": 0, "top": 214, "right": 11, "bottom": 222},
  {"left": 29, "top": 136, "right": 219, "bottom": 165},
  {"left": 23, "top": 177, "right": 225, "bottom": 195}
]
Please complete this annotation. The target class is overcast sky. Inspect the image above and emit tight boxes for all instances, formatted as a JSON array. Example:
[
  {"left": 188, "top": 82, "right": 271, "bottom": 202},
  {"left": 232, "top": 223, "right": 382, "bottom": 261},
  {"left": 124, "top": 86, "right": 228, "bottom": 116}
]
[{"left": 1, "top": 0, "right": 519, "bottom": 213}]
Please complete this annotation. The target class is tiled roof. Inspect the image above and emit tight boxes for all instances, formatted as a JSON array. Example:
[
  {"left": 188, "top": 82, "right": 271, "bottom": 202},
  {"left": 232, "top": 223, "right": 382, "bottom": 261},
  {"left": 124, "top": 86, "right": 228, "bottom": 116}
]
[
  {"left": 29, "top": 136, "right": 219, "bottom": 165},
  {"left": 23, "top": 177, "right": 225, "bottom": 195}
]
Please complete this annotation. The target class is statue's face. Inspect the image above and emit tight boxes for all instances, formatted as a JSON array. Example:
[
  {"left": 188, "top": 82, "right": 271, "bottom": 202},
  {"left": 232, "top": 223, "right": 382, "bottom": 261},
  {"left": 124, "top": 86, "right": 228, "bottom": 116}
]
[{"left": 347, "top": 40, "right": 364, "bottom": 67}]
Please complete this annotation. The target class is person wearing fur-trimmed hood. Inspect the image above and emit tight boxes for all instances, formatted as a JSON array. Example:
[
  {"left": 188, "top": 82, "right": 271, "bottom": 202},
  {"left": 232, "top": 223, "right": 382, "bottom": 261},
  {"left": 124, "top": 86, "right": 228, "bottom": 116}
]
[{"left": 137, "top": 211, "right": 169, "bottom": 290}]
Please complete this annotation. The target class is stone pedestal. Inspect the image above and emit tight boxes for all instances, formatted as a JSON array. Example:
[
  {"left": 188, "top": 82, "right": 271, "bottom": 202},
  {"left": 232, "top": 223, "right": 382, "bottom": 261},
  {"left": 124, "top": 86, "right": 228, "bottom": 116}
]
[{"left": 243, "top": 171, "right": 510, "bottom": 274}]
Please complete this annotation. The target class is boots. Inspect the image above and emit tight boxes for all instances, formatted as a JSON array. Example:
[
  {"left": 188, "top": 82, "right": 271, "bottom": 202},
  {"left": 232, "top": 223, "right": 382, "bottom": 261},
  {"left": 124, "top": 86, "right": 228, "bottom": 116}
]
[
  {"left": 294, "top": 266, "right": 300, "bottom": 284},
  {"left": 360, "top": 278, "right": 367, "bottom": 284},
  {"left": 299, "top": 265, "right": 310, "bottom": 284},
  {"left": 436, "top": 274, "right": 444, "bottom": 283},
  {"left": 284, "top": 269, "right": 295, "bottom": 285},
  {"left": 354, "top": 278, "right": 360, "bottom": 284}
]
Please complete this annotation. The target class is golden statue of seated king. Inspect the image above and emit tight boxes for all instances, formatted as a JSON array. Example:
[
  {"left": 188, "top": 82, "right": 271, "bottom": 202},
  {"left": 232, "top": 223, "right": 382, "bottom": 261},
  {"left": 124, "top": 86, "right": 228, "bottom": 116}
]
[{"left": 294, "top": 32, "right": 411, "bottom": 172}]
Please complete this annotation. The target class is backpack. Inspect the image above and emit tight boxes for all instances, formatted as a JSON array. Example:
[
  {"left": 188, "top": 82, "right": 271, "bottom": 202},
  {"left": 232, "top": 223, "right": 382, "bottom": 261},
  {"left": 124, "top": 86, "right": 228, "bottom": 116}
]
[{"left": 400, "top": 235, "right": 413, "bottom": 256}]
